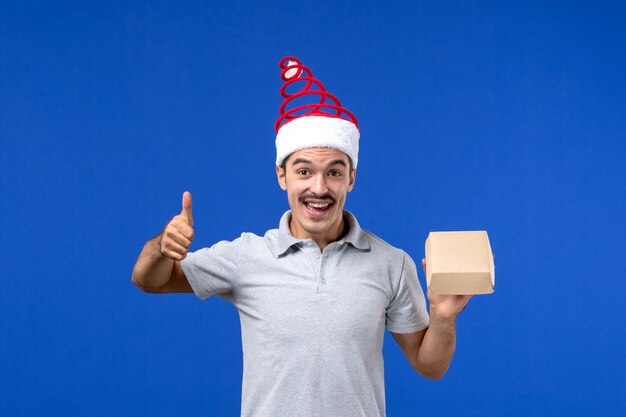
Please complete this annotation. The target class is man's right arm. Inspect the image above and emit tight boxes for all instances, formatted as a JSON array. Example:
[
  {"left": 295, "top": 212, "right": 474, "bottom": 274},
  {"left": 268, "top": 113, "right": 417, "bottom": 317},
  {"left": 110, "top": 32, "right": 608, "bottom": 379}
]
[{"left": 131, "top": 191, "right": 195, "bottom": 294}]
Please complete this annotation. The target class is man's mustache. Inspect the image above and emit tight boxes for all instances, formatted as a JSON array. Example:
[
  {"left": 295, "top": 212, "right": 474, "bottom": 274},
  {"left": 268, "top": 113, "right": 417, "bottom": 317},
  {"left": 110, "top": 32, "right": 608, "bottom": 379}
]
[{"left": 299, "top": 193, "right": 336, "bottom": 203}]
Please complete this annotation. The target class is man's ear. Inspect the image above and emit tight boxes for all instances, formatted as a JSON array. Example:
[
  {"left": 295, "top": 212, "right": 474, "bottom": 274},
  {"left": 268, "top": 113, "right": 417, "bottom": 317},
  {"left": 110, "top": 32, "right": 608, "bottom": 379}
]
[
  {"left": 347, "top": 168, "right": 357, "bottom": 192},
  {"left": 276, "top": 165, "right": 287, "bottom": 191}
]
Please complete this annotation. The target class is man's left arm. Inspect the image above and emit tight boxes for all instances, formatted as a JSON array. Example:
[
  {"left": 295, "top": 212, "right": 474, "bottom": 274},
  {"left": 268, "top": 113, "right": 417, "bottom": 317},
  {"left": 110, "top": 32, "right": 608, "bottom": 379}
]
[{"left": 392, "top": 258, "right": 472, "bottom": 380}]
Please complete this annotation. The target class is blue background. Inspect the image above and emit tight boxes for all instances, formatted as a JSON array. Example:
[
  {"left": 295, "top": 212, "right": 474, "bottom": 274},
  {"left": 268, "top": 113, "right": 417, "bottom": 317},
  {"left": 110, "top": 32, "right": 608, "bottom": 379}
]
[{"left": 2, "top": 1, "right": 625, "bottom": 416}]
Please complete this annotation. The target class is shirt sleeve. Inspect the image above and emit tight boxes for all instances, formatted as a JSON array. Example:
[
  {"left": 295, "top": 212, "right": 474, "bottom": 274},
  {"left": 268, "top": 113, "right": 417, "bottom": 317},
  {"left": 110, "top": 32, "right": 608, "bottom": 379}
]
[
  {"left": 385, "top": 252, "right": 430, "bottom": 333},
  {"left": 180, "top": 237, "right": 242, "bottom": 301}
]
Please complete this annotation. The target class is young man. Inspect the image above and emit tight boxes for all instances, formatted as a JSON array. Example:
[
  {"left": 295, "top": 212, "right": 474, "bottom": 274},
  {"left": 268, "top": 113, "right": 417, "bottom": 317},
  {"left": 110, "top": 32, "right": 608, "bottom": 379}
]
[{"left": 132, "top": 57, "right": 472, "bottom": 417}]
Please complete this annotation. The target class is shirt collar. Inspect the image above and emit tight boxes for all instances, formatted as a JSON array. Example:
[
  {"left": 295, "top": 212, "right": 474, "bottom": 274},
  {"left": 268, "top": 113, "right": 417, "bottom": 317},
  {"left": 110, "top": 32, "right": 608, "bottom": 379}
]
[{"left": 274, "top": 210, "right": 370, "bottom": 256}]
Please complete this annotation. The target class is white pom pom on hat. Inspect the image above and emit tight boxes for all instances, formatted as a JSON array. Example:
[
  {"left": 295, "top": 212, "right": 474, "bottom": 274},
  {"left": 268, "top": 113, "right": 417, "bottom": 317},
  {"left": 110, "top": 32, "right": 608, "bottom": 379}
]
[{"left": 275, "top": 57, "right": 360, "bottom": 168}]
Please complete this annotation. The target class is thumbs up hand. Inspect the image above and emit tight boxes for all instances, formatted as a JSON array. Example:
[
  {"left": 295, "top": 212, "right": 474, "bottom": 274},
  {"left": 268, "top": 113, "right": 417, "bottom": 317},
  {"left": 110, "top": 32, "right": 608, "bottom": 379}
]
[
  {"left": 160, "top": 191, "right": 195, "bottom": 261},
  {"left": 180, "top": 191, "right": 193, "bottom": 227}
]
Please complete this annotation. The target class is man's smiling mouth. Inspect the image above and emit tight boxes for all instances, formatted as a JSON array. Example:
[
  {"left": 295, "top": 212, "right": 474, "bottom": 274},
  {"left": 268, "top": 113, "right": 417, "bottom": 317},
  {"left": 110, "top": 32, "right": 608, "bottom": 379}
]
[
  {"left": 305, "top": 201, "right": 332, "bottom": 213},
  {"left": 301, "top": 196, "right": 335, "bottom": 216},
  {"left": 308, "top": 202, "right": 330, "bottom": 209}
]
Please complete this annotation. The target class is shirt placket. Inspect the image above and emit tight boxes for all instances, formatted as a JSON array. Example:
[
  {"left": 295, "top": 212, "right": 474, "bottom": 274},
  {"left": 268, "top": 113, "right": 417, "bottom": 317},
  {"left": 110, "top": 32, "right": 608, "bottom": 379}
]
[{"left": 300, "top": 240, "right": 326, "bottom": 293}]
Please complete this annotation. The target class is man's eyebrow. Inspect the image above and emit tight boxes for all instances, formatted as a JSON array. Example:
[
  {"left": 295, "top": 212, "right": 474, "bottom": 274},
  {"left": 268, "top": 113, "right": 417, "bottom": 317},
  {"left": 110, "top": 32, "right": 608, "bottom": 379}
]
[
  {"left": 290, "top": 158, "right": 348, "bottom": 167},
  {"left": 291, "top": 158, "right": 312, "bottom": 166},
  {"left": 328, "top": 159, "right": 347, "bottom": 168}
]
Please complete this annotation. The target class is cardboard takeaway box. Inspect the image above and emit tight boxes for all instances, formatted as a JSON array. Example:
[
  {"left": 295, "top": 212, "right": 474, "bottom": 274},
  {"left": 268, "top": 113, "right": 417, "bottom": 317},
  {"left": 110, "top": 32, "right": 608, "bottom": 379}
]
[{"left": 425, "top": 231, "right": 495, "bottom": 295}]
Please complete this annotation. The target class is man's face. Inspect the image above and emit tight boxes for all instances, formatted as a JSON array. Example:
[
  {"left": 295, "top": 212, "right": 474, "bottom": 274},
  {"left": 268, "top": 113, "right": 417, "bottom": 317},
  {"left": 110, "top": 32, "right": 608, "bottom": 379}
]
[{"left": 276, "top": 147, "right": 356, "bottom": 241}]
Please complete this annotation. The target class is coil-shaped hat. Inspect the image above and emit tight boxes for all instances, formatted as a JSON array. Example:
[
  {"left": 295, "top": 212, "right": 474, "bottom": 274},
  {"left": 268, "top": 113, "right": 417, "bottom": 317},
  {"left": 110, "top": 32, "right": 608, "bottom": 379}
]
[{"left": 275, "top": 56, "right": 360, "bottom": 168}]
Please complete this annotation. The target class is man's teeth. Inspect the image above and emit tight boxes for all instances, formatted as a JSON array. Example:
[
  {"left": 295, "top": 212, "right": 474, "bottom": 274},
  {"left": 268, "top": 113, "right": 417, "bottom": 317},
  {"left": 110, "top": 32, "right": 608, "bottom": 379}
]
[{"left": 307, "top": 202, "right": 330, "bottom": 208}]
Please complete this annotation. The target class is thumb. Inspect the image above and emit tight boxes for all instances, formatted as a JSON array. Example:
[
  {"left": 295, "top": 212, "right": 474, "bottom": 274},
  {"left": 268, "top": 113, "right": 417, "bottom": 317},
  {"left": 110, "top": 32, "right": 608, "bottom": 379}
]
[{"left": 181, "top": 191, "right": 193, "bottom": 226}]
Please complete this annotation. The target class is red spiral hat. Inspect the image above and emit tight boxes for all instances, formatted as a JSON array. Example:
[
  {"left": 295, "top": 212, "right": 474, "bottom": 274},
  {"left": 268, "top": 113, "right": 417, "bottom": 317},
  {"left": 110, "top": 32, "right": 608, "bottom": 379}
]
[{"left": 275, "top": 56, "right": 360, "bottom": 168}]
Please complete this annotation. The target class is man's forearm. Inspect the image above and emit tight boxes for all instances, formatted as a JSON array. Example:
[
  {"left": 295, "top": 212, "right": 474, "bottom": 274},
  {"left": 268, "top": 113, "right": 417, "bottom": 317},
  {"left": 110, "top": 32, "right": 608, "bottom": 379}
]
[
  {"left": 413, "top": 310, "right": 457, "bottom": 379},
  {"left": 131, "top": 233, "right": 176, "bottom": 291}
]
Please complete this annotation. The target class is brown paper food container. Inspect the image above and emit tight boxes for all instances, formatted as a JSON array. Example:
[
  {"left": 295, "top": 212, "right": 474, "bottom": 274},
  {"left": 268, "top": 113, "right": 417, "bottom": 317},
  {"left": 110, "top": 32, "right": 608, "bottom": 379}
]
[{"left": 425, "top": 231, "right": 495, "bottom": 295}]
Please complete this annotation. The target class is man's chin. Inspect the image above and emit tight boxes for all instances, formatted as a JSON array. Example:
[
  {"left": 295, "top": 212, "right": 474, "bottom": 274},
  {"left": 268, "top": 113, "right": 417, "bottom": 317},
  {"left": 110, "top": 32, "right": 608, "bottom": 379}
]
[
  {"left": 301, "top": 220, "right": 329, "bottom": 234},
  {"left": 291, "top": 206, "right": 344, "bottom": 236}
]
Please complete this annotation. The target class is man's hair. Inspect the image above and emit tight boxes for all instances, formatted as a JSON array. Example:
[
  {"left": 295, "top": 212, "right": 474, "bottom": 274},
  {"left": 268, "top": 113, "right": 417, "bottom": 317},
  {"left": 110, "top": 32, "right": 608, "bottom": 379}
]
[{"left": 280, "top": 152, "right": 354, "bottom": 172}]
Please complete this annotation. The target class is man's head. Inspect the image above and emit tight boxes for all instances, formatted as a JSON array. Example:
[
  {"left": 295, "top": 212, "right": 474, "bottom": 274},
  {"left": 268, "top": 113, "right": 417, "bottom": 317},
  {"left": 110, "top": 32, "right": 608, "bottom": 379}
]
[
  {"left": 276, "top": 147, "right": 356, "bottom": 242},
  {"left": 274, "top": 58, "right": 360, "bottom": 243}
]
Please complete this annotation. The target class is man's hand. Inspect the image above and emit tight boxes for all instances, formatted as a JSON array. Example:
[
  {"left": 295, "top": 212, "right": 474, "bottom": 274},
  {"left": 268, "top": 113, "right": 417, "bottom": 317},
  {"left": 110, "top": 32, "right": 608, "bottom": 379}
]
[
  {"left": 160, "top": 191, "right": 195, "bottom": 261},
  {"left": 422, "top": 258, "right": 472, "bottom": 321},
  {"left": 391, "top": 258, "right": 474, "bottom": 379}
]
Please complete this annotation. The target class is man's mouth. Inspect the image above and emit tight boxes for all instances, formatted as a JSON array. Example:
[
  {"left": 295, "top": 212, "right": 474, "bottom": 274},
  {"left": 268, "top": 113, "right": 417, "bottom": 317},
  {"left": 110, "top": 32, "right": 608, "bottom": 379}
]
[{"left": 303, "top": 200, "right": 333, "bottom": 216}]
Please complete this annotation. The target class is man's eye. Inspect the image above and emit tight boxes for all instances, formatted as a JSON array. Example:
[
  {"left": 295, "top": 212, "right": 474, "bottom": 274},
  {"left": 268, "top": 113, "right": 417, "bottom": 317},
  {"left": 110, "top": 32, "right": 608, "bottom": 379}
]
[
  {"left": 329, "top": 170, "right": 342, "bottom": 177},
  {"left": 297, "top": 169, "right": 309, "bottom": 175}
]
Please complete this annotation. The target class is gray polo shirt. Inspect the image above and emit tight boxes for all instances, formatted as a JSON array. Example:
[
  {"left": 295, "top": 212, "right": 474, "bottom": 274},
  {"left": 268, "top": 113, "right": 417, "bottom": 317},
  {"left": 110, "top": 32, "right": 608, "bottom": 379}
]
[{"left": 181, "top": 210, "right": 429, "bottom": 417}]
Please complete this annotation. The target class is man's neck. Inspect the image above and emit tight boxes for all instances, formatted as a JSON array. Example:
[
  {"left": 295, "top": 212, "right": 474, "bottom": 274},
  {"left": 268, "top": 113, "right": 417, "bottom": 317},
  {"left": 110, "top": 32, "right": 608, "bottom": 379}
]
[{"left": 289, "top": 214, "right": 349, "bottom": 252}]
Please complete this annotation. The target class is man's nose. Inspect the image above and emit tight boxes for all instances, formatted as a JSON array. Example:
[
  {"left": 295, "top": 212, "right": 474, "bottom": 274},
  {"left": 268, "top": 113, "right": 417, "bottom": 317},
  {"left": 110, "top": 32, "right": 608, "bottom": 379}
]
[{"left": 310, "top": 173, "right": 329, "bottom": 195}]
